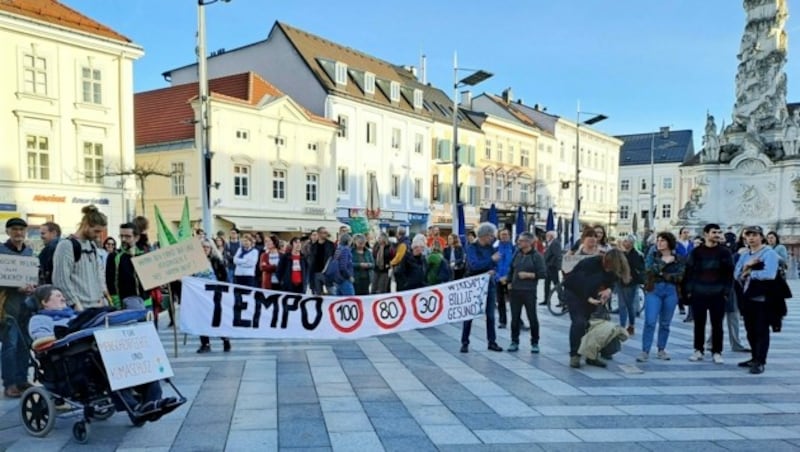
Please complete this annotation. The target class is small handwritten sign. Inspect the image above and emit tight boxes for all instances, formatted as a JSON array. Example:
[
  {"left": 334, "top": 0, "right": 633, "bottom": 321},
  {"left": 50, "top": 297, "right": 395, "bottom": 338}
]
[
  {"left": 132, "top": 239, "right": 210, "bottom": 290},
  {"left": 0, "top": 255, "right": 39, "bottom": 288},
  {"left": 561, "top": 254, "right": 590, "bottom": 274},
  {"left": 94, "top": 323, "right": 174, "bottom": 390}
]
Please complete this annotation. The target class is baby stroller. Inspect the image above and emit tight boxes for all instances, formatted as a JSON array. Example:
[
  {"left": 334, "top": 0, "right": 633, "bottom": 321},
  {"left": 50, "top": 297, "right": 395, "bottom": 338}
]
[{"left": 19, "top": 308, "right": 186, "bottom": 443}]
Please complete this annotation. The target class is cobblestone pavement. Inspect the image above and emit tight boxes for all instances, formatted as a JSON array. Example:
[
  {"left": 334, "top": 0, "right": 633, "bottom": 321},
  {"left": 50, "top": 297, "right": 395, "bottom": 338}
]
[{"left": 1, "top": 281, "right": 799, "bottom": 451}]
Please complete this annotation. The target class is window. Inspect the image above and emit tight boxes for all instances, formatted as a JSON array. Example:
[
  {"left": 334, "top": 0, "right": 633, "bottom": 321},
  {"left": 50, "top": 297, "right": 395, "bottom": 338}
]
[
  {"left": 390, "top": 82, "right": 400, "bottom": 103},
  {"left": 366, "top": 121, "right": 377, "bottom": 144},
  {"left": 547, "top": 145, "right": 553, "bottom": 153},
  {"left": 485, "top": 140, "right": 492, "bottom": 159},
  {"left": 272, "top": 169, "right": 286, "bottom": 200},
  {"left": 619, "top": 205, "right": 630, "bottom": 220},
  {"left": 436, "top": 139, "right": 451, "bottom": 161},
  {"left": 431, "top": 174, "right": 439, "bottom": 201},
  {"left": 413, "top": 89, "right": 423, "bottom": 110},
  {"left": 335, "top": 62, "right": 347, "bottom": 85},
  {"left": 662, "top": 203, "right": 672, "bottom": 219},
  {"left": 520, "top": 148, "right": 530, "bottom": 167},
  {"left": 23, "top": 53, "right": 47, "bottom": 95},
  {"left": 233, "top": 165, "right": 250, "bottom": 198},
  {"left": 663, "top": 177, "right": 673, "bottom": 190},
  {"left": 307, "top": 142, "right": 318, "bottom": 151},
  {"left": 171, "top": 162, "right": 185, "bottom": 196},
  {"left": 414, "top": 133, "right": 423, "bottom": 154},
  {"left": 546, "top": 166, "right": 552, "bottom": 180},
  {"left": 560, "top": 142, "right": 565, "bottom": 160},
  {"left": 467, "top": 185, "right": 479, "bottom": 205},
  {"left": 390, "top": 174, "right": 400, "bottom": 198},
  {"left": 640, "top": 178, "right": 648, "bottom": 191},
  {"left": 641, "top": 210, "right": 649, "bottom": 221},
  {"left": 506, "top": 180, "right": 513, "bottom": 201},
  {"left": 520, "top": 183, "right": 529, "bottom": 203},
  {"left": 364, "top": 72, "right": 375, "bottom": 94},
  {"left": 497, "top": 143, "right": 503, "bottom": 162},
  {"left": 483, "top": 175, "right": 492, "bottom": 200},
  {"left": 235, "top": 129, "right": 249, "bottom": 141},
  {"left": 507, "top": 145, "right": 515, "bottom": 164},
  {"left": 337, "top": 115, "right": 349, "bottom": 139},
  {"left": 496, "top": 174, "right": 504, "bottom": 200},
  {"left": 337, "top": 167, "right": 347, "bottom": 193},
  {"left": 305, "top": 173, "right": 319, "bottom": 203},
  {"left": 620, "top": 179, "right": 630, "bottom": 191},
  {"left": 26, "top": 135, "right": 49, "bottom": 180},
  {"left": 81, "top": 67, "right": 102, "bottom": 104},
  {"left": 391, "top": 128, "right": 401, "bottom": 150},
  {"left": 538, "top": 143, "right": 544, "bottom": 151},
  {"left": 83, "top": 142, "right": 103, "bottom": 184},
  {"left": 274, "top": 136, "right": 285, "bottom": 147},
  {"left": 413, "top": 178, "right": 422, "bottom": 199}
]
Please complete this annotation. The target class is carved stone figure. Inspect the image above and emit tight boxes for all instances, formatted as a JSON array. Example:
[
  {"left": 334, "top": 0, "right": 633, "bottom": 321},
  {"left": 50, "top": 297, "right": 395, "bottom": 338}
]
[
  {"left": 783, "top": 109, "right": 800, "bottom": 156},
  {"left": 677, "top": 187, "right": 704, "bottom": 221},
  {"left": 732, "top": 0, "right": 788, "bottom": 133},
  {"left": 702, "top": 114, "right": 720, "bottom": 162}
]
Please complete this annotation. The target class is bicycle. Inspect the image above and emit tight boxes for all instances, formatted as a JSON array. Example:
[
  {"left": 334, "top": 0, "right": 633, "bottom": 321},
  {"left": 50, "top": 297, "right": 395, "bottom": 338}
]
[
  {"left": 609, "top": 285, "right": 646, "bottom": 317},
  {"left": 544, "top": 281, "right": 569, "bottom": 317}
]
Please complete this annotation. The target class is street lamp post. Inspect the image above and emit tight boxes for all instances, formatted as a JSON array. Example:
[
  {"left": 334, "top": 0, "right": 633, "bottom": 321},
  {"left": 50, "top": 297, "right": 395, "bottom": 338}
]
[
  {"left": 574, "top": 104, "right": 608, "bottom": 229},
  {"left": 649, "top": 126, "right": 670, "bottom": 232},
  {"left": 450, "top": 52, "right": 492, "bottom": 239},
  {"left": 197, "top": 0, "right": 230, "bottom": 235}
]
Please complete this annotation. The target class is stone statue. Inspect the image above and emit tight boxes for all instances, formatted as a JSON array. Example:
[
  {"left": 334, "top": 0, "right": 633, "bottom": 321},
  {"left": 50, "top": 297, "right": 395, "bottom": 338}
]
[
  {"left": 702, "top": 114, "right": 720, "bottom": 162},
  {"left": 732, "top": 0, "right": 788, "bottom": 132},
  {"left": 783, "top": 109, "right": 800, "bottom": 156},
  {"left": 677, "top": 187, "right": 704, "bottom": 220}
]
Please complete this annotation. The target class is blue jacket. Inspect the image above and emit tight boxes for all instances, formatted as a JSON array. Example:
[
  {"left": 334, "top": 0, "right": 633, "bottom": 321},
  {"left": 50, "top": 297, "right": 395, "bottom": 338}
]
[
  {"left": 466, "top": 241, "right": 497, "bottom": 276},
  {"left": 494, "top": 240, "right": 515, "bottom": 281}
]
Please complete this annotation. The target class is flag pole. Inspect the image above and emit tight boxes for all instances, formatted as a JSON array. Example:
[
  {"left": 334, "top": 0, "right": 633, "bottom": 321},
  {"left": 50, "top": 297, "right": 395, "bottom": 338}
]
[{"left": 167, "top": 284, "right": 178, "bottom": 358}]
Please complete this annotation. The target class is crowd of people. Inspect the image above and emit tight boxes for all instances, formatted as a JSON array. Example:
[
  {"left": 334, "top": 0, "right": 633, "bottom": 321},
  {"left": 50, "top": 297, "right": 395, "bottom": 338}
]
[{"left": 1, "top": 206, "right": 793, "bottom": 399}]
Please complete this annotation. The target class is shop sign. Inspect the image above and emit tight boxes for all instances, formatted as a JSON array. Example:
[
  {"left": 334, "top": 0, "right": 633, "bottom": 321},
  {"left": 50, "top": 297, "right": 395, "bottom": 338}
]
[
  {"left": 379, "top": 211, "right": 395, "bottom": 220},
  {"left": 304, "top": 207, "right": 326, "bottom": 215},
  {"left": 0, "top": 203, "right": 16, "bottom": 211},
  {"left": 72, "top": 197, "right": 110, "bottom": 205},
  {"left": 33, "top": 195, "right": 66, "bottom": 203},
  {"left": 408, "top": 213, "right": 428, "bottom": 222}
]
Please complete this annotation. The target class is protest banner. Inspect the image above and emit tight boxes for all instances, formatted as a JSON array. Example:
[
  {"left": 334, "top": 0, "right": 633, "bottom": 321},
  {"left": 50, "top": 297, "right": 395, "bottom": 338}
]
[
  {"left": 131, "top": 239, "right": 210, "bottom": 290},
  {"left": 561, "top": 254, "right": 591, "bottom": 273},
  {"left": 94, "top": 323, "right": 174, "bottom": 391},
  {"left": 0, "top": 254, "right": 39, "bottom": 288},
  {"left": 179, "top": 274, "right": 491, "bottom": 340}
]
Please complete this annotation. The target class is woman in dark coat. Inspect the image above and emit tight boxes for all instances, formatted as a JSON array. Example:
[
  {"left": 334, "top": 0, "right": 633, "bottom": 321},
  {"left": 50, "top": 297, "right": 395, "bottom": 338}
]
[
  {"left": 396, "top": 237, "right": 427, "bottom": 291},
  {"left": 562, "top": 249, "right": 631, "bottom": 368},
  {"left": 277, "top": 237, "right": 308, "bottom": 294},
  {"left": 443, "top": 233, "right": 467, "bottom": 280}
]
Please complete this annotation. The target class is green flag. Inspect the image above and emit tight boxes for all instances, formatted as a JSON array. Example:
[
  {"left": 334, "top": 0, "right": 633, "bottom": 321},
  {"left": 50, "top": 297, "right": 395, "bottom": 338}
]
[
  {"left": 177, "top": 196, "right": 192, "bottom": 242},
  {"left": 154, "top": 205, "right": 177, "bottom": 247}
]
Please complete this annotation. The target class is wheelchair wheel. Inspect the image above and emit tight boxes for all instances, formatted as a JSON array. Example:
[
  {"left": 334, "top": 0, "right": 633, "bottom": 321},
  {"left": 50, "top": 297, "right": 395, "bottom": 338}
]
[
  {"left": 73, "top": 420, "right": 90, "bottom": 444},
  {"left": 19, "top": 386, "right": 56, "bottom": 437},
  {"left": 547, "top": 283, "right": 569, "bottom": 317}
]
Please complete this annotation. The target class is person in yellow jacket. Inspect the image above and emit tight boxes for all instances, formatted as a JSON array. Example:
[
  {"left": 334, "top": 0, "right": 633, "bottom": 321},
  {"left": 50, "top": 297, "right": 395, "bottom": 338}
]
[{"left": 390, "top": 227, "right": 410, "bottom": 290}]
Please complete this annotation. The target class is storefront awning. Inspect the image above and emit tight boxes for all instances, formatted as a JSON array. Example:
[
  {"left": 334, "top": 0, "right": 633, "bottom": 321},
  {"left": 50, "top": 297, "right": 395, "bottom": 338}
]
[{"left": 217, "top": 216, "right": 341, "bottom": 234}]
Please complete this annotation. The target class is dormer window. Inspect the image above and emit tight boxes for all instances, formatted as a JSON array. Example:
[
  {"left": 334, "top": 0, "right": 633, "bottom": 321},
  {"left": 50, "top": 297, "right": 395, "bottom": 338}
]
[
  {"left": 335, "top": 62, "right": 348, "bottom": 85},
  {"left": 364, "top": 72, "right": 375, "bottom": 94},
  {"left": 390, "top": 81, "right": 400, "bottom": 103},
  {"left": 413, "top": 89, "right": 423, "bottom": 110}
]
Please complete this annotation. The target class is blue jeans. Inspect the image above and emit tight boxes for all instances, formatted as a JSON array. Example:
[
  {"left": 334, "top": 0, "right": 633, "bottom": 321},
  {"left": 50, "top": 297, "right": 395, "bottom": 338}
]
[
  {"left": 642, "top": 282, "right": 678, "bottom": 353},
  {"left": 461, "top": 280, "right": 497, "bottom": 346},
  {"left": 312, "top": 273, "right": 336, "bottom": 296},
  {"left": 227, "top": 267, "right": 235, "bottom": 283},
  {"left": 616, "top": 284, "right": 638, "bottom": 328},
  {"left": 336, "top": 280, "right": 355, "bottom": 296},
  {"left": 1, "top": 319, "right": 30, "bottom": 389}
]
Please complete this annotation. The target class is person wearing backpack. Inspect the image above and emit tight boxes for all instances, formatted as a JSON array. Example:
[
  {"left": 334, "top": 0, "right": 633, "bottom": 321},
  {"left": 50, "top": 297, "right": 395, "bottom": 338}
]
[
  {"left": 329, "top": 234, "right": 354, "bottom": 295},
  {"left": 52, "top": 205, "right": 108, "bottom": 311},
  {"left": 426, "top": 240, "right": 452, "bottom": 286}
]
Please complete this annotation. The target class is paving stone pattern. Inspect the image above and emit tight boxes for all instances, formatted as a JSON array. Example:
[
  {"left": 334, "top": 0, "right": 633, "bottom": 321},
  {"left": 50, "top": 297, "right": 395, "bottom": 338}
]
[{"left": 1, "top": 281, "right": 799, "bottom": 451}]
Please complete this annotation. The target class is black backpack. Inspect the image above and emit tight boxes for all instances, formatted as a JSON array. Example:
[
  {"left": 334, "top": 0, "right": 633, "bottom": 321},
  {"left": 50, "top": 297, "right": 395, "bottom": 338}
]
[{"left": 68, "top": 237, "right": 97, "bottom": 263}]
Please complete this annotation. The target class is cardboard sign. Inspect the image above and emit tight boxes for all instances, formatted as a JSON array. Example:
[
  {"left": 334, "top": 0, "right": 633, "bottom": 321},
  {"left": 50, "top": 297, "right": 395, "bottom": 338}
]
[
  {"left": 180, "top": 274, "right": 491, "bottom": 340},
  {"left": 94, "top": 323, "right": 174, "bottom": 390},
  {"left": 0, "top": 254, "right": 39, "bottom": 288},
  {"left": 131, "top": 239, "right": 210, "bottom": 290},
  {"left": 561, "top": 254, "right": 591, "bottom": 273}
]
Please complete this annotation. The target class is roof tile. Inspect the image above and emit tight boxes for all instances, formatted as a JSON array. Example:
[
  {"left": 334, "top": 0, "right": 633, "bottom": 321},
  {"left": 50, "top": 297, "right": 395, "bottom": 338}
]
[{"left": 0, "top": 0, "right": 131, "bottom": 42}]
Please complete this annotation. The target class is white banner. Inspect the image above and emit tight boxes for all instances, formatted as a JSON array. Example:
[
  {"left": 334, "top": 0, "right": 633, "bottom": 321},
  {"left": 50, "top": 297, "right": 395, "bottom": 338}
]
[
  {"left": 94, "top": 323, "right": 175, "bottom": 391},
  {"left": 179, "top": 274, "right": 491, "bottom": 340}
]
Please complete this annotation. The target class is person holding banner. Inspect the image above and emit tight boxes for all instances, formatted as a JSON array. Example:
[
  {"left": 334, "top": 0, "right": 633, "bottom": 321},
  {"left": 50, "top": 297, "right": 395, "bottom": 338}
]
[
  {"left": 396, "top": 235, "right": 428, "bottom": 291},
  {"left": 197, "top": 239, "right": 231, "bottom": 353},
  {"left": 232, "top": 233, "right": 259, "bottom": 288},
  {"left": 460, "top": 222, "right": 503, "bottom": 353},
  {"left": 1, "top": 217, "right": 36, "bottom": 398},
  {"left": 563, "top": 249, "right": 631, "bottom": 368}
]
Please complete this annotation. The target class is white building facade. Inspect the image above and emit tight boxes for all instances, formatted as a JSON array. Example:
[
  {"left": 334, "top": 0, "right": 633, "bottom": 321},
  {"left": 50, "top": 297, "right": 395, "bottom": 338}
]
[
  {"left": 164, "top": 22, "right": 433, "bottom": 233},
  {"left": 0, "top": 2, "right": 142, "bottom": 238}
]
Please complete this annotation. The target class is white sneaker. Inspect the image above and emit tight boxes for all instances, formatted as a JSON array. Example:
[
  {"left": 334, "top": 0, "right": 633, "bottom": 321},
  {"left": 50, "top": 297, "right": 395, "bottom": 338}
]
[
  {"left": 712, "top": 353, "right": 724, "bottom": 364},
  {"left": 689, "top": 350, "right": 704, "bottom": 362},
  {"left": 657, "top": 350, "right": 671, "bottom": 360},
  {"left": 636, "top": 352, "right": 649, "bottom": 362}
]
